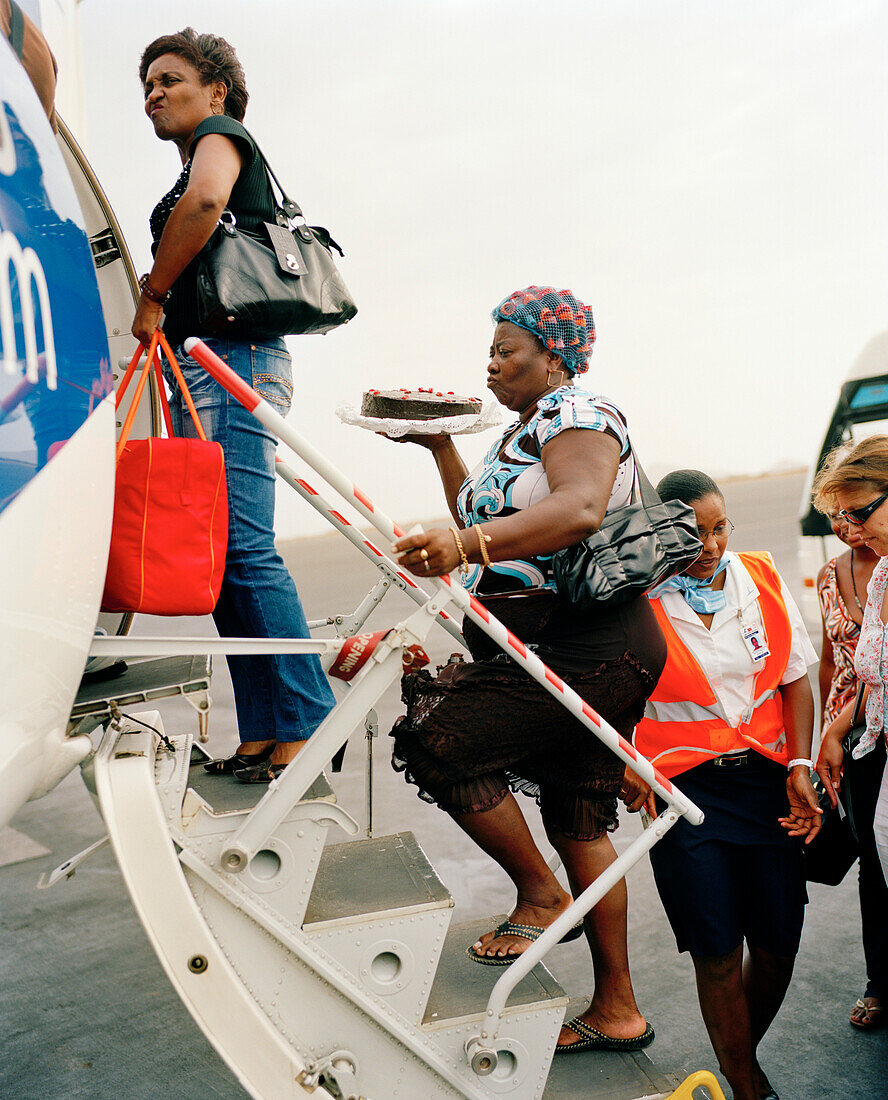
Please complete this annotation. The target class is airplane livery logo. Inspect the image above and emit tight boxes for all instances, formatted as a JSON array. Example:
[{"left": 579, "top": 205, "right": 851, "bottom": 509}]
[
  {"left": 0, "top": 228, "right": 57, "bottom": 389},
  {"left": 0, "top": 103, "right": 14, "bottom": 176}
]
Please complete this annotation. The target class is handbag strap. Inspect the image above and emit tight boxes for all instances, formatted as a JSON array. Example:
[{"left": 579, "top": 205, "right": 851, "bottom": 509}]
[
  {"left": 240, "top": 130, "right": 303, "bottom": 223},
  {"left": 623, "top": 438, "right": 662, "bottom": 510},
  {"left": 851, "top": 680, "right": 866, "bottom": 728},
  {"left": 115, "top": 332, "right": 208, "bottom": 462},
  {"left": 216, "top": 126, "right": 346, "bottom": 254},
  {"left": 116, "top": 332, "right": 160, "bottom": 461},
  {"left": 157, "top": 332, "right": 208, "bottom": 443}
]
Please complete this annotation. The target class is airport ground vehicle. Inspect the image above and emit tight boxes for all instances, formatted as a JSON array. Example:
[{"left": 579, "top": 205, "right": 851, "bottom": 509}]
[{"left": 797, "top": 331, "right": 888, "bottom": 630}]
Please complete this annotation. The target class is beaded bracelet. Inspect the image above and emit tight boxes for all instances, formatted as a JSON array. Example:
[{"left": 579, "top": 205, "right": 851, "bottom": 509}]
[
  {"left": 449, "top": 528, "right": 470, "bottom": 576},
  {"left": 139, "top": 274, "right": 171, "bottom": 305},
  {"left": 476, "top": 525, "right": 492, "bottom": 567}
]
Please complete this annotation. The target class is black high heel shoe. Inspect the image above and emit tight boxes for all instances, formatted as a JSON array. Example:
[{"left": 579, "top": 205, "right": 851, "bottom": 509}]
[{"left": 203, "top": 742, "right": 274, "bottom": 776}]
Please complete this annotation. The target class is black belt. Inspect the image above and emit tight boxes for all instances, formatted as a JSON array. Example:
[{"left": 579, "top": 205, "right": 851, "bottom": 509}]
[{"left": 709, "top": 751, "right": 751, "bottom": 769}]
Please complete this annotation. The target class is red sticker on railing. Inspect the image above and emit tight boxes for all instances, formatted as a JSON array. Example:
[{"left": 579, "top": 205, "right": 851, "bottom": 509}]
[
  {"left": 329, "top": 630, "right": 390, "bottom": 681},
  {"left": 402, "top": 645, "right": 430, "bottom": 672}
]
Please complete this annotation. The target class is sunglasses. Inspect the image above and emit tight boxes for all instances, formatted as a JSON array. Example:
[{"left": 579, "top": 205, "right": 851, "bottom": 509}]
[{"left": 838, "top": 490, "right": 888, "bottom": 526}]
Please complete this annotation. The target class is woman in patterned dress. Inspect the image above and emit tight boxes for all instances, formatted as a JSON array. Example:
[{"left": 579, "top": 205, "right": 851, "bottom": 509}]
[
  {"left": 818, "top": 520, "right": 877, "bottom": 725},
  {"left": 386, "top": 286, "right": 666, "bottom": 1054},
  {"left": 816, "top": 475, "right": 887, "bottom": 1031},
  {"left": 815, "top": 436, "right": 888, "bottom": 882}
]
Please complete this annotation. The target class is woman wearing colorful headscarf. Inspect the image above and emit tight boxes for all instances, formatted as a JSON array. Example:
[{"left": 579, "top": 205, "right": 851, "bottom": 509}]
[
  {"left": 386, "top": 286, "right": 666, "bottom": 1054},
  {"left": 633, "top": 470, "right": 820, "bottom": 1100}
]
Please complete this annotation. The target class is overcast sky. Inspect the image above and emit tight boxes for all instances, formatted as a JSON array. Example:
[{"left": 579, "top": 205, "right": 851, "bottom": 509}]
[{"left": 59, "top": 0, "right": 888, "bottom": 538}]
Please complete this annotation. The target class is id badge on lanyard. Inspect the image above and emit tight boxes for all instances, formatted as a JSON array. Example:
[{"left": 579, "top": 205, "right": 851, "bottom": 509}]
[{"left": 739, "top": 609, "right": 769, "bottom": 663}]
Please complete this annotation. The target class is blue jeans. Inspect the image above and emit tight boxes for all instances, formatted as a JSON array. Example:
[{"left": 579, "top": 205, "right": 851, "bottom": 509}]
[{"left": 167, "top": 337, "right": 335, "bottom": 742}]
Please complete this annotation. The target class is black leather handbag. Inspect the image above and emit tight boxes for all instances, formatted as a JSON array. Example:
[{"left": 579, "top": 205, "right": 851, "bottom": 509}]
[
  {"left": 196, "top": 136, "right": 357, "bottom": 338},
  {"left": 804, "top": 684, "right": 878, "bottom": 885},
  {"left": 841, "top": 683, "right": 886, "bottom": 844},
  {"left": 804, "top": 771, "right": 858, "bottom": 885},
  {"left": 552, "top": 444, "right": 703, "bottom": 610}
]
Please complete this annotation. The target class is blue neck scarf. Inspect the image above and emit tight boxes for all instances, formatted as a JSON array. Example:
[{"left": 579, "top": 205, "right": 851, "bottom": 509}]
[{"left": 652, "top": 555, "right": 730, "bottom": 613}]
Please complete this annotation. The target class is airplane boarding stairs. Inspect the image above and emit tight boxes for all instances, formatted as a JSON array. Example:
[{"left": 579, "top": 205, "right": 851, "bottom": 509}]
[
  {"left": 70, "top": 337, "right": 703, "bottom": 1098},
  {"left": 75, "top": 679, "right": 678, "bottom": 1100}
]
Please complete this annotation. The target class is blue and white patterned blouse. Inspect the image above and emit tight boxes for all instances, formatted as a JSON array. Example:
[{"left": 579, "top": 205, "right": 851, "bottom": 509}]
[{"left": 456, "top": 386, "right": 635, "bottom": 593}]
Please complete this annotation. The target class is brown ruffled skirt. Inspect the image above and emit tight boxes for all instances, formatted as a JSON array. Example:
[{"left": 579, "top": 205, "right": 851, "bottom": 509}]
[{"left": 391, "top": 589, "right": 666, "bottom": 840}]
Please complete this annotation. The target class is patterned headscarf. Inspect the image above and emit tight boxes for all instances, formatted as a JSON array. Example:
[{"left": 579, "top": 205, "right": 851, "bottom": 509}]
[{"left": 491, "top": 286, "right": 596, "bottom": 375}]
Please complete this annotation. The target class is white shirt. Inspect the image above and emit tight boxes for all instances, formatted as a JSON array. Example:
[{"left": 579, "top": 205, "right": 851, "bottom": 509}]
[{"left": 653, "top": 552, "right": 817, "bottom": 730}]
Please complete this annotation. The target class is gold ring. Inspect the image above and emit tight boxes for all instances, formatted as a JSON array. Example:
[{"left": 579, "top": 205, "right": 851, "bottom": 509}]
[{"left": 420, "top": 548, "right": 429, "bottom": 560}]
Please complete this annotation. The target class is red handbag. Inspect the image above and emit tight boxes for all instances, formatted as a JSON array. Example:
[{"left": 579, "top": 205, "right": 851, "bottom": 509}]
[{"left": 101, "top": 332, "right": 228, "bottom": 615}]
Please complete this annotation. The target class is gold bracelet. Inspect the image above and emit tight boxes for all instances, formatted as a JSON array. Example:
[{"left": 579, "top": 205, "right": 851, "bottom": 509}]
[
  {"left": 475, "top": 524, "right": 492, "bottom": 567},
  {"left": 449, "top": 527, "right": 470, "bottom": 576}
]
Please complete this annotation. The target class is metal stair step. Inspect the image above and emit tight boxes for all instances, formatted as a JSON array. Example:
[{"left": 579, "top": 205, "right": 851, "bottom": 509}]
[
  {"left": 543, "top": 1050, "right": 674, "bottom": 1099},
  {"left": 422, "top": 916, "right": 568, "bottom": 1030},
  {"left": 70, "top": 654, "right": 212, "bottom": 722},
  {"left": 304, "top": 832, "right": 451, "bottom": 927},
  {"left": 186, "top": 757, "right": 336, "bottom": 815},
  {"left": 540, "top": 996, "right": 677, "bottom": 1099}
]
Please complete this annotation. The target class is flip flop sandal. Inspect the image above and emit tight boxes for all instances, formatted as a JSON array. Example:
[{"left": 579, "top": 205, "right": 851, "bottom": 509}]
[
  {"left": 554, "top": 1016, "right": 655, "bottom": 1054},
  {"left": 850, "top": 997, "right": 884, "bottom": 1030},
  {"left": 466, "top": 918, "right": 584, "bottom": 966},
  {"left": 203, "top": 743, "right": 274, "bottom": 775}
]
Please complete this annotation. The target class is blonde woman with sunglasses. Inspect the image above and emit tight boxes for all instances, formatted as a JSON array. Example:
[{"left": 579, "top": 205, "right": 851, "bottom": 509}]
[{"left": 814, "top": 435, "right": 888, "bottom": 890}]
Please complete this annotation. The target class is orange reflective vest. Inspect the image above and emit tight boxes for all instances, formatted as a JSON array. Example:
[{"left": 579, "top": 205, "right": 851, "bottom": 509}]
[{"left": 634, "top": 552, "right": 792, "bottom": 779}]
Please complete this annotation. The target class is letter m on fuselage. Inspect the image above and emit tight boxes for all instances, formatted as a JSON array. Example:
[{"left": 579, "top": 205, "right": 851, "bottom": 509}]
[{"left": 0, "top": 229, "right": 57, "bottom": 389}]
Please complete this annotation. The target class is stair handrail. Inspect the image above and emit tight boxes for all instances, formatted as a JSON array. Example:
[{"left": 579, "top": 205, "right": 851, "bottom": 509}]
[
  {"left": 184, "top": 336, "right": 702, "bottom": 817},
  {"left": 182, "top": 337, "right": 705, "bottom": 1042},
  {"left": 274, "top": 455, "right": 465, "bottom": 646}
]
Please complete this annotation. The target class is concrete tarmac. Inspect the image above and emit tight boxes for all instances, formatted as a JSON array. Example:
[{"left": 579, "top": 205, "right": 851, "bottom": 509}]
[{"left": 1, "top": 470, "right": 886, "bottom": 1099}]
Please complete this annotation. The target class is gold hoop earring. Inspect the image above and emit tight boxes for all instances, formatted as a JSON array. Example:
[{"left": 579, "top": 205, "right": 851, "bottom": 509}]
[{"left": 546, "top": 368, "right": 565, "bottom": 388}]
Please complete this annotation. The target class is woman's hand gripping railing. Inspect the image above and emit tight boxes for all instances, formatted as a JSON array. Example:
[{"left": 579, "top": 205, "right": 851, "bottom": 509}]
[{"left": 181, "top": 338, "right": 704, "bottom": 919}]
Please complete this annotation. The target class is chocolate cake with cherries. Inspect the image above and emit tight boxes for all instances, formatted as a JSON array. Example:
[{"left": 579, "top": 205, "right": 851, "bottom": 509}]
[{"left": 361, "top": 388, "right": 482, "bottom": 421}]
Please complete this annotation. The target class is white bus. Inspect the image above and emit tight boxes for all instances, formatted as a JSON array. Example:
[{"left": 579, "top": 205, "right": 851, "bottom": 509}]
[{"left": 798, "top": 330, "right": 888, "bottom": 623}]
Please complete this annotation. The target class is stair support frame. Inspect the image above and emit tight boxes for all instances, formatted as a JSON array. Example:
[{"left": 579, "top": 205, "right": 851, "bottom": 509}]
[{"left": 178, "top": 336, "right": 707, "bottom": 1074}]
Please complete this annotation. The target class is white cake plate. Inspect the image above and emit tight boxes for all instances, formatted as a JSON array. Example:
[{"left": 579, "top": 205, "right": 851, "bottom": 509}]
[{"left": 335, "top": 401, "right": 503, "bottom": 437}]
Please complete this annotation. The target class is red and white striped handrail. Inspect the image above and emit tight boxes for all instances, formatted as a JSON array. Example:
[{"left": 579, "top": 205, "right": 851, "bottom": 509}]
[
  {"left": 182, "top": 336, "right": 702, "bottom": 824},
  {"left": 274, "top": 456, "right": 465, "bottom": 646}
]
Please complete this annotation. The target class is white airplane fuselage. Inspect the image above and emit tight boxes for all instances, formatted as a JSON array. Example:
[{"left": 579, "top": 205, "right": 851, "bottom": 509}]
[{"left": 0, "top": 40, "right": 115, "bottom": 827}]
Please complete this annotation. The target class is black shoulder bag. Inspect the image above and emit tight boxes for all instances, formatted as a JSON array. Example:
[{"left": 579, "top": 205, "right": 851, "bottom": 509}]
[
  {"left": 841, "top": 681, "right": 886, "bottom": 845},
  {"left": 804, "top": 683, "right": 866, "bottom": 885},
  {"left": 195, "top": 133, "right": 357, "bottom": 338},
  {"left": 551, "top": 443, "right": 703, "bottom": 610}
]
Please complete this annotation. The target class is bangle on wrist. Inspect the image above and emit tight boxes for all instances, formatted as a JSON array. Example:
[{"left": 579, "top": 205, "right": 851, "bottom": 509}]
[
  {"left": 788, "top": 758, "right": 814, "bottom": 771},
  {"left": 139, "top": 274, "right": 171, "bottom": 305},
  {"left": 475, "top": 524, "right": 492, "bottom": 567},
  {"left": 449, "top": 527, "right": 470, "bottom": 576}
]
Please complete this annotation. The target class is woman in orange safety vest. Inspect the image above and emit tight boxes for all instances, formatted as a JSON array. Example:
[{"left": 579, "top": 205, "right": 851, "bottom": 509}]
[{"left": 629, "top": 470, "right": 821, "bottom": 1100}]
